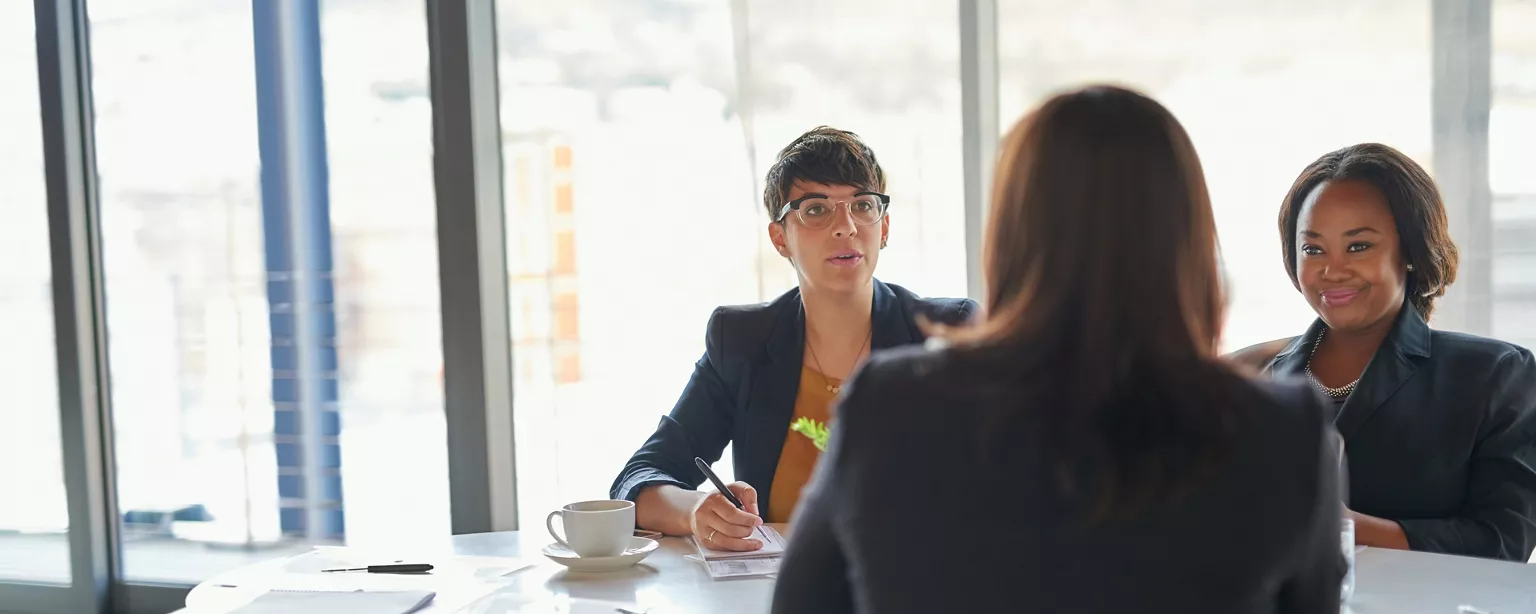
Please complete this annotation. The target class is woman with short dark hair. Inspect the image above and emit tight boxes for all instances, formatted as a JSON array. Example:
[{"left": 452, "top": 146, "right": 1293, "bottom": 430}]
[
  {"left": 610, "top": 127, "right": 975, "bottom": 551},
  {"left": 1233, "top": 142, "right": 1536, "bottom": 561}
]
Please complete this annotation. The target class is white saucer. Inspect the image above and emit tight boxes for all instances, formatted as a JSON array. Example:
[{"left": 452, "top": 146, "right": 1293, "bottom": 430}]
[{"left": 542, "top": 537, "right": 659, "bottom": 572}]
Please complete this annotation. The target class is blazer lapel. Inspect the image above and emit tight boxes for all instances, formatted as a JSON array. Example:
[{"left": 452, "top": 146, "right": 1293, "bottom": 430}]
[
  {"left": 870, "top": 279, "right": 918, "bottom": 351},
  {"left": 1334, "top": 304, "right": 1431, "bottom": 440},
  {"left": 1266, "top": 321, "right": 1321, "bottom": 380},
  {"left": 742, "top": 291, "right": 804, "bottom": 505}
]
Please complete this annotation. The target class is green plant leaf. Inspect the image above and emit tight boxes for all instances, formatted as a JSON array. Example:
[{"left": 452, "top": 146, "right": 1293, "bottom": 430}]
[{"left": 790, "top": 417, "right": 830, "bottom": 452}]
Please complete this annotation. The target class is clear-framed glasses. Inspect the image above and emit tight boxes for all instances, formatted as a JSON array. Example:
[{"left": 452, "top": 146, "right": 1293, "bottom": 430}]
[{"left": 774, "top": 192, "right": 890, "bottom": 229}]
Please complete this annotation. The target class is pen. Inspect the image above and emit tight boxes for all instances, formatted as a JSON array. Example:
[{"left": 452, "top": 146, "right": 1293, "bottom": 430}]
[
  {"left": 694, "top": 457, "right": 769, "bottom": 542},
  {"left": 321, "top": 563, "right": 434, "bottom": 574}
]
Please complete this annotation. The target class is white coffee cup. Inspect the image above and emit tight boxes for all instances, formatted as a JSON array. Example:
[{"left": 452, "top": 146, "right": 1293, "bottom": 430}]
[{"left": 546, "top": 500, "right": 635, "bottom": 558}]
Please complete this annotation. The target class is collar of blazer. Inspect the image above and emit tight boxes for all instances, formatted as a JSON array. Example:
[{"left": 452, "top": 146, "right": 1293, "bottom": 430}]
[
  {"left": 1269, "top": 299, "right": 1432, "bottom": 440},
  {"left": 760, "top": 278, "right": 921, "bottom": 367}
]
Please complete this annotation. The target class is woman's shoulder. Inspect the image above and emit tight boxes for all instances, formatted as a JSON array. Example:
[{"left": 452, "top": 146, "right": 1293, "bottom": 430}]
[
  {"left": 701, "top": 290, "right": 801, "bottom": 362},
  {"left": 857, "top": 344, "right": 954, "bottom": 383},
  {"left": 1428, "top": 329, "right": 1533, "bottom": 365},
  {"left": 1224, "top": 337, "right": 1300, "bottom": 372},
  {"left": 838, "top": 344, "right": 981, "bottom": 426},
  {"left": 1240, "top": 375, "right": 1330, "bottom": 420},
  {"left": 880, "top": 280, "right": 978, "bottom": 326}
]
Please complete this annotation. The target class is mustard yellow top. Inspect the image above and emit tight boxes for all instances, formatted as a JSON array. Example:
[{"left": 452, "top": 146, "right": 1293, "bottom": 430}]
[{"left": 766, "top": 365, "right": 839, "bottom": 523}]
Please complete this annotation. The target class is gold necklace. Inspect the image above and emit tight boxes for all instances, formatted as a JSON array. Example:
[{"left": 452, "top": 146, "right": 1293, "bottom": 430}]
[{"left": 806, "top": 325, "right": 872, "bottom": 395}]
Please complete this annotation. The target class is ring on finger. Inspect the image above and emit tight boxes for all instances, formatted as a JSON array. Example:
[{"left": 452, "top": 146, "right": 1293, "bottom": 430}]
[{"left": 707, "top": 530, "right": 717, "bottom": 542}]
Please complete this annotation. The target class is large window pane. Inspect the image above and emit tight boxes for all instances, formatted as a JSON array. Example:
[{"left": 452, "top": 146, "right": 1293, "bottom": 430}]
[
  {"left": 738, "top": 1, "right": 966, "bottom": 299},
  {"left": 497, "top": 1, "right": 966, "bottom": 529},
  {"left": 320, "top": 0, "right": 450, "bottom": 549},
  {"left": 1492, "top": 0, "right": 1536, "bottom": 349},
  {"left": 0, "top": 0, "right": 71, "bottom": 585},
  {"left": 998, "top": 0, "right": 1432, "bottom": 351},
  {"left": 497, "top": 0, "right": 757, "bottom": 530},
  {"left": 89, "top": 0, "right": 447, "bottom": 584}
]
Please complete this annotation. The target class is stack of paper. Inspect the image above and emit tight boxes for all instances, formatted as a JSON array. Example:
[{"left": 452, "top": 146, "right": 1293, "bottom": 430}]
[
  {"left": 230, "top": 589, "right": 436, "bottom": 614},
  {"left": 690, "top": 526, "right": 786, "bottom": 579},
  {"left": 462, "top": 594, "right": 655, "bottom": 613}
]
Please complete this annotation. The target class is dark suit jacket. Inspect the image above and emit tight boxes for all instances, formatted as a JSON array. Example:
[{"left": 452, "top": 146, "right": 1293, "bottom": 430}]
[
  {"left": 773, "top": 347, "right": 1343, "bottom": 614},
  {"left": 1234, "top": 303, "right": 1536, "bottom": 561},
  {"left": 609, "top": 280, "right": 976, "bottom": 510}
]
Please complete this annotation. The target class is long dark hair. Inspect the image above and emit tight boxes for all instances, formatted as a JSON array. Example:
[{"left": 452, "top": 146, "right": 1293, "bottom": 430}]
[
  {"left": 1278, "top": 143, "right": 1459, "bottom": 319},
  {"left": 944, "top": 85, "right": 1240, "bottom": 520}
]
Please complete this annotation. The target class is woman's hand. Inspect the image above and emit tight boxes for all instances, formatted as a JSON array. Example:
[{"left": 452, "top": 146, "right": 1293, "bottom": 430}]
[
  {"left": 690, "top": 481, "right": 765, "bottom": 552},
  {"left": 1349, "top": 509, "right": 1410, "bottom": 550}
]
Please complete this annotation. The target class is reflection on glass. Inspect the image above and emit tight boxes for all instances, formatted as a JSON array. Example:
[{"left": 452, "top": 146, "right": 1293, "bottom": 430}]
[
  {"left": 89, "top": 0, "right": 448, "bottom": 584},
  {"left": 496, "top": 0, "right": 966, "bottom": 530},
  {"left": 0, "top": 0, "right": 72, "bottom": 585},
  {"left": 998, "top": 0, "right": 1433, "bottom": 352},
  {"left": 1492, "top": 0, "right": 1536, "bottom": 351}
]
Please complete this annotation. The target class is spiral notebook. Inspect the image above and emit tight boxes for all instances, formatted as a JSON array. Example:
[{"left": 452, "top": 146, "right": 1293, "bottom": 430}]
[{"left": 229, "top": 589, "right": 436, "bottom": 614}]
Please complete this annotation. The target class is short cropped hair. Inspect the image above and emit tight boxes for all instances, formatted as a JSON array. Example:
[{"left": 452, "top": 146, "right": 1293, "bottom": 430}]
[{"left": 761, "top": 127, "right": 886, "bottom": 222}]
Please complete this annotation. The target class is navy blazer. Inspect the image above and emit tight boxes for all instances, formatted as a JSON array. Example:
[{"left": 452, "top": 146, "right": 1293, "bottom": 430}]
[
  {"left": 609, "top": 279, "right": 976, "bottom": 510},
  {"left": 1238, "top": 303, "right": 1536, "bottom": 561}
]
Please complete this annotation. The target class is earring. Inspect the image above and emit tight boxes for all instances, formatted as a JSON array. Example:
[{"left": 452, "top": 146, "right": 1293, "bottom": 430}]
[
  {"left": 1407, "top": 264, "right": 1416, "bottom": 272},
  {"left": 881, "top": 238, "right": 888, "bottom": 250}
]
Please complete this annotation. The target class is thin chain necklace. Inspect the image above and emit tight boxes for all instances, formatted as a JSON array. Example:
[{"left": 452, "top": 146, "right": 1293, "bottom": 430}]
[
  {"left": 1305, "top": 328, "right": 1361, "bottom": 398},
  {"left": 806, "top": 324, "right": 872, "bottom": 395}
]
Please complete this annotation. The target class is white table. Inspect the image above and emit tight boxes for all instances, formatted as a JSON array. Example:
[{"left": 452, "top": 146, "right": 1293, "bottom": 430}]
[
  {"left": 187, "top": 530, "right": 1536, "bottom": 614},
  {"left": 1348, "top": 547, "right": 1536, "bottom": 614},
  {"left": 185, "top": 528, "right": 777, "bottom": 614}
]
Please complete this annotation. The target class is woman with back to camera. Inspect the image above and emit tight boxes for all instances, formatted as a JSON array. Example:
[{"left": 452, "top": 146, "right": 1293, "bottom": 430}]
[
  {"left": 771, "top": 85, "right": 1342, "bottom": 613},
  {"left": 1232, "top": 143, "right": 1536, "bottom": 561},
  {"left": 609, "top": 127, "right": 976, "bottom": 551}
]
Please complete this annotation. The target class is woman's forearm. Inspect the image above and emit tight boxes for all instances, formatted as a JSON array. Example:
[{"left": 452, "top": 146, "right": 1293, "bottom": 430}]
[
  {"left": 1350, "top": 510, "right": 1410, "bottom": 550},
  {"left": 635, "top": 484, "right": 705, "bottom": 536}
]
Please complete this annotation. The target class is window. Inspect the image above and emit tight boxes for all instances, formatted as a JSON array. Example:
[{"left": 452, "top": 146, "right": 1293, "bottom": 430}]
[
  {"left": 497, "top": 0, "right": 758, "bottom": 530},
  {"left": 0, "top": 0, "right": 71, "bottom": 585},
  {"left": 1492, "top": 0, "right": 1536, "bottom": 350},
  {"left": 319, "top": 0, "right": 451, "bottom": 550},
  {"left": 88, "top": 0, "right": 448, "bottom": 584},
  {"left": 997, "top": 0, "right": 1433, "bottom": 352},
  {"left": 736, "top": 0, "right": 967, "bottom": 299},
  {"left": 497, "top": 0, "right": 967, "bottom": 529}
]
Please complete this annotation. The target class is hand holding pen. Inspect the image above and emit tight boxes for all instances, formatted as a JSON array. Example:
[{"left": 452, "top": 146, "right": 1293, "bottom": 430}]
[{"left": 690, "top": 457, "right": 768, "bottom": 552}]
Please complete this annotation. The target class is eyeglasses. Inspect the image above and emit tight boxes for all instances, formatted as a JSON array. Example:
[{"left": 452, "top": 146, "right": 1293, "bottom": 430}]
[{"left": 774, "top": 192, "right": 890, "bottom": 229}]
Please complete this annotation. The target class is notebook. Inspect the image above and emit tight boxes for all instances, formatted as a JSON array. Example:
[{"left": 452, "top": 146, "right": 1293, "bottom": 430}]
[{"left": 230, "top": 589, "right": 436, "bottom": 614}]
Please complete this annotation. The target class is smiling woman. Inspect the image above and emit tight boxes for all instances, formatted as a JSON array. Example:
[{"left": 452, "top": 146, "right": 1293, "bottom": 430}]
[{"left": 1235, "top": 143, "right": 1536, "bottom": 562}]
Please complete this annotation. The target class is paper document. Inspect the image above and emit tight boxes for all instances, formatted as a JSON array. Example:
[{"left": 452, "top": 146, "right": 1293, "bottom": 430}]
[
  {"left": 230, "top": 589, "right": 435, "bottom": 614},
  {"left": 463, "top": 593, "right": 655, "bottom": 613},
  {"left": 692, "top": 525, "right": 786, "bottom": 560},
  {"left": 689, "top": 526, "right": 786, "bottom": 578},
  {"left": 705, "top": 557, "right": 781, "bottom": 578}
]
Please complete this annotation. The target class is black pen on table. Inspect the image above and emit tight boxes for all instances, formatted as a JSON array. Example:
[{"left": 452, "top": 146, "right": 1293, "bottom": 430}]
[
  {"left": 694, "top": 456, "right": 769, "bottom": 542},
  {"left": 321, "top": 563, "right": 434, "bottom": 574}
]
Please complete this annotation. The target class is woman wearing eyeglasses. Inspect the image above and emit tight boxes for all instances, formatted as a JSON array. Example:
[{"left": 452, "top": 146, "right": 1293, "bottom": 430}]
[{"left": 610, "top": 127, "right": 976, "bottom": 551}]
